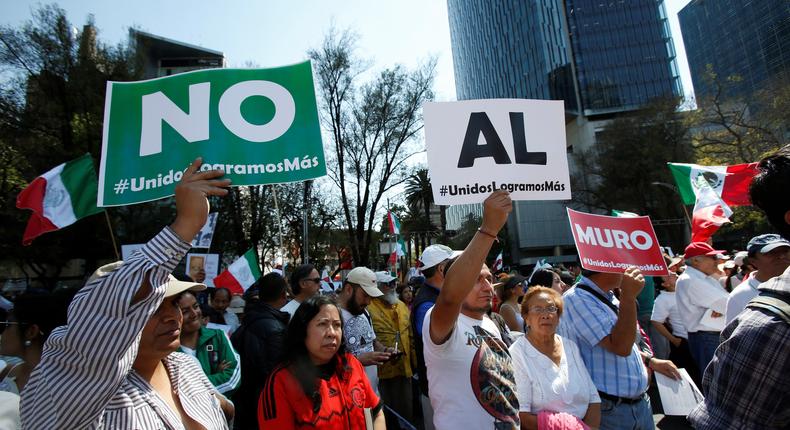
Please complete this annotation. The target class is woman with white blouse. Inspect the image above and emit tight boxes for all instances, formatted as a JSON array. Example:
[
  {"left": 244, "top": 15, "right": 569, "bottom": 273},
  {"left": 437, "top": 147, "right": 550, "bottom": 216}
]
[{"left": 509, "top": 287, "right": 601, "bottom": 430}]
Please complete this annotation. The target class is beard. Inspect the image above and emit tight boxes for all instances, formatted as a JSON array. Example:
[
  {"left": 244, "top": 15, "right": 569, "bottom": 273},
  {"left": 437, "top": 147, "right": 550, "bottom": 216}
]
[
  {"left": 382, "top": 290, "right": 399, "bottom": 305},
  {"left": 346, "top": 297, "right": 365, "bottom": 316},
  {"left": 462, "top": 300, "right": 492, "bottom": 315}
]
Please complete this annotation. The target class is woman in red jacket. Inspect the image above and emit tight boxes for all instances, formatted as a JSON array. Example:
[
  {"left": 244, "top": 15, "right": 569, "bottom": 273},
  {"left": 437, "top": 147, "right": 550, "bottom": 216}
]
[{"left": 258, "top": 295, "right": 385, "bottom": 429}]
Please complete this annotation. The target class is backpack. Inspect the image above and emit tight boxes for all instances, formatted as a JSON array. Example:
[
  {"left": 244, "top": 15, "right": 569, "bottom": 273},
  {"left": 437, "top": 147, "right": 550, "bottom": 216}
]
[{"left": 747, "top": 291, "right": 790, "bottom": 324}]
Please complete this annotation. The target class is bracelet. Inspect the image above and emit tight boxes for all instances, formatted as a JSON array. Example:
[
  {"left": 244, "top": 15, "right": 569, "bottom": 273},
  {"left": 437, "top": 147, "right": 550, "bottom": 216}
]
[{"left": 477, "top": 228, "right": 499, "bottom": 242}]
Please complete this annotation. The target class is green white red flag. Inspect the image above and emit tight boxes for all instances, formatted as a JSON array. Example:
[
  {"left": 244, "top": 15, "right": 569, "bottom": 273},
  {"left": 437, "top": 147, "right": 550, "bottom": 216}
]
[
  {"left": 691, "top": 176, "right": 733, "bottom": 243},
  {"left": 492, "top": 251, "right": 504, "bottom": 272},
  {"left": 387, "top": 211, "right": 401, "bottom": 235},
  {"left": 213, "top": 248, "right": 261, "bottom": 295},
  {"left": 667, "top": 162, "right": 758, "bottom": 206},
  {"left": 16, "top": 154, "right": 103, "bottom": 245}
]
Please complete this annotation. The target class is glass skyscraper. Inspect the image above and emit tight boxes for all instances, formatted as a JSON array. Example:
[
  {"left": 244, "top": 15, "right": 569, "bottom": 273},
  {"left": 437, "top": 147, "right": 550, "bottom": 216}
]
[
  {"left": 446, "top": 0, "right": 682, "bottom": 261},
  {"left": 679, "top": 0, "right": 790, "bottom": 102}
]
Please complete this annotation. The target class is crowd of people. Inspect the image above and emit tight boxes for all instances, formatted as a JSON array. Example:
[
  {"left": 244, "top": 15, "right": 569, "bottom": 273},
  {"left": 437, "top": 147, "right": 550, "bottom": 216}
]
[{"left": 0, "top": 146, "right": 788, "bottom": 429}]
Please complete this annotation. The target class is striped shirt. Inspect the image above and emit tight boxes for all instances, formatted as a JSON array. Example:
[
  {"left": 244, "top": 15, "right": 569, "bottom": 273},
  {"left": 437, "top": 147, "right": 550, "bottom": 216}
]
[
  {"left": 557, "top": 278, "right": 648, "bottom": 399},
  {"left": 20, "top": 227, "right": 229, "bottom": 429}
]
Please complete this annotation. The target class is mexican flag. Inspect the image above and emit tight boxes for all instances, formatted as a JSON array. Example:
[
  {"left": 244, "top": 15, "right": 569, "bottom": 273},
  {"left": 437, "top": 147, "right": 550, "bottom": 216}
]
[
  {"left": 668, "top": 162, "right": 758, "bottom": 206},
  {"left": 492, "top": 251, "right": 504, "bottom": 272},
  {"left": 388, "top": 238, "right": 406, "bottom": 264},
  {"left": 213, "top": 248, "right": 261, "bottom": 295},
  {"left": 16, "top": 154, "right": 103, "bottom": 245},
  {"left": 691, "top": 176, "right": 733, "bottom": 243},
  {"left": 387, "top": 211, "right": 401, "bottom": 235},
  {"left": 612, "top": 209, "right": 639, "bottom": 218}
]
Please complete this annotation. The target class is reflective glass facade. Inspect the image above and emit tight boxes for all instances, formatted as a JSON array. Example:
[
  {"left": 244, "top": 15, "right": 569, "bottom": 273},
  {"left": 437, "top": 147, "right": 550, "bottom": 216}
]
[
  {"left": 567, "top": 0, "right": 682, "bottom": 115},
  {"left": 679, "top": 0, "right": 790, "bottom": 101},
  {"left": 448, "top": 0, "right": 681, "bottom": 116}
]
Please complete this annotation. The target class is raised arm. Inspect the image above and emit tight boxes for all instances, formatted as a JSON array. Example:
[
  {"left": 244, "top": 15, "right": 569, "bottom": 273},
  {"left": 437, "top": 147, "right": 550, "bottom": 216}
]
[
  {"left": 429, "top": 191, "right": 511, "bottom": 345},
  {"left": 596, "top": 267, "right": 644, "bottom": 357},
  {"left": 20, "top": 158, "right": 229, "bottom": 428}
]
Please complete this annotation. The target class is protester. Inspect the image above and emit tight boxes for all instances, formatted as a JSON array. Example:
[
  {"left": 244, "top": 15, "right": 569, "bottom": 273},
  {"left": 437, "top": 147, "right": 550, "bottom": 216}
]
[
  {"left": 511, "top": 286, "right": 600, "bottom": 429},
  {"left": 689, "top": 145, "right": 790, "bottom": 429},
  {"left": 636, "top": 275, "right": 667, "bottom": 359},
  {"left": 675, "top": 242, "right": 730, "bottom": 374},
  {"left": 0, "top": 290, "right": 75, "bottom": 394},
  {"left": 257, "top": 295, "right": 385, "bottom": 429},
  {"left": 528, "top": 268, "right": 564, "bottom": 294},
  {"left": 228, "top": 295, "right": 246, "bottom": 322},
  {"left": 558, "top": 267, "right": 680, "bottom": 430},
  {"left": 281, "top": 264, "right": 321, "bottom": 320},
  {"left": 398, "top": 284, "right": 414, "bottom": 309},
  {"left": 497, "top": 275, "right": 526, "bottom": 332},
  {"left": 177, "top": 291, "right": 241, "bottom": 395},
  {"left": 411, "top": 243, "right": 457, "bottom": 430},
  {"left": 422, "top": 191, "right": 520, "bottom": 429},
  {"left": 725, "top": 234, "right": 790, "bottom": 323},
  {"left": 337, "top": 266, "right": 391, "bottom": 394},
  {"left": 211, "top": 287, "right": 240, "bottom": 332},
  {"left": 368, "top": 271, "right": 415, "bottom": 423},
  {"left": 230, "top": 272, "right": 290, "bottom": 430},
  {"left": 651, "top": 264, "right": 699, "bottom": 384},
  {"left": 20, "top": 158, "right": 232, "bottom": 428}
]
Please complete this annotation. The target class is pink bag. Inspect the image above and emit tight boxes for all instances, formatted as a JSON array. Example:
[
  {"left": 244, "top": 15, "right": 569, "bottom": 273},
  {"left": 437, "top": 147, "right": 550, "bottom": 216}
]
[{"left": 537, "top": 410, "right": 590, "bottom": 430}]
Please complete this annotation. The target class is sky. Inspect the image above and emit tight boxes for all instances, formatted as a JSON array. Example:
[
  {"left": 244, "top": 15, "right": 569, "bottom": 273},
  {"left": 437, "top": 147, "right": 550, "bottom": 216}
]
[{"left": 2, "top": 0, "right": 694, "bottom": 103}]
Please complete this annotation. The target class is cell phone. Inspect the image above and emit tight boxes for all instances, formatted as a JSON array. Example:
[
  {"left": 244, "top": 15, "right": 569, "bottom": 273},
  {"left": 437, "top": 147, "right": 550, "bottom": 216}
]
[{"left": 386, "top": 351, "right": 404, "bottom": 362}]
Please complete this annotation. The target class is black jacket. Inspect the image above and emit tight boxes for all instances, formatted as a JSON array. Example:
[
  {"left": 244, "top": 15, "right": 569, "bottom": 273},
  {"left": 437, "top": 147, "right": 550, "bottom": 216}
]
[
  {"left": 411, "top": 281, "right": 440, "bottom": 397},
  {"left": 230, "top": 301, "right": 289, "bottom": 430}
]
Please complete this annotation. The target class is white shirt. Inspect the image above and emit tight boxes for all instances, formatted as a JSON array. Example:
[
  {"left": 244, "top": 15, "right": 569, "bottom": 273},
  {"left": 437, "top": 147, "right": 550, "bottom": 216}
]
[
  {"left": 223, "top": 310, "right": 240, "bottom": 333},
  {"left": 509, "top": 335, "right": 600, "bottom": 419},
  {"left": 651, "top": 291, "right": 688, "bottom": 339},
  {"left": 280, "top": 299, "right": 301, "bottom": 320},
  {"left": 422, "top": 308, "right": 520, "bottom": 429},
  {"left": 725, "top": 275, "right": 761, "bottom": 324},
  {"left": 676, "top": 266, "right": 729, "bottom": 332}
]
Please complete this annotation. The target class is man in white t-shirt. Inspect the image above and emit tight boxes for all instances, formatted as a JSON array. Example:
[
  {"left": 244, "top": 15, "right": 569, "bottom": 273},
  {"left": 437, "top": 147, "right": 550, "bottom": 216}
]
[
  {"left": 337, "top": 266, "right": 391, "bottom": 393},
  {"left": 422, "top": 191, "right": 520, "bottom": 430},
  {"left": 725, "top": 234, "right": 790, "bottom": 324}
]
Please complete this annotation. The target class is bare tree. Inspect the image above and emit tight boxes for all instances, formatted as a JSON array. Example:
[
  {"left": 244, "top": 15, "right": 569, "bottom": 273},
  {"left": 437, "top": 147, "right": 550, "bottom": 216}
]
[{"left": 309, "top": 29, "right": 435, "bottom": 266}]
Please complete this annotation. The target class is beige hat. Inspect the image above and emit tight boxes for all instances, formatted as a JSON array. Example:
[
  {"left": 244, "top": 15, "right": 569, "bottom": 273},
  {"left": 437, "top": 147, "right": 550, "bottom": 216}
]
[
  {"left": 346, "top": 267, "right": 384, "bottom": 297},
  {"left": 88, "top": 261, "right": 206, "bottom": 297}
]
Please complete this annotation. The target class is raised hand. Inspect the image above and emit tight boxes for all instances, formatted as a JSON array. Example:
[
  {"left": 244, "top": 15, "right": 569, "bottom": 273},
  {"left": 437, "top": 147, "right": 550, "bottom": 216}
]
[
  {"left": 170, "top": 158, "right": 231, "bottom": 242},
  {"left": 481, "top": 190, "right": 512, "bottom": 234},
  {"left": 620, "top": 266, "right": 645, "bottom": 299}
]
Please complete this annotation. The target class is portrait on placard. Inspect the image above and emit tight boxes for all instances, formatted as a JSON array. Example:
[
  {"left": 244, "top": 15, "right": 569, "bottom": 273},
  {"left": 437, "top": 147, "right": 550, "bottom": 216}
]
[{"left": 187, "top": 253, "right": 219, "bottom": 286}]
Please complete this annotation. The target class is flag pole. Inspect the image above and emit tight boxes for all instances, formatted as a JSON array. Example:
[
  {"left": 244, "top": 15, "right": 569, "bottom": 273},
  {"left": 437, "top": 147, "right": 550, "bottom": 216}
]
[{"left": 104, "top": 210, "right": 120, "bottom": 260}]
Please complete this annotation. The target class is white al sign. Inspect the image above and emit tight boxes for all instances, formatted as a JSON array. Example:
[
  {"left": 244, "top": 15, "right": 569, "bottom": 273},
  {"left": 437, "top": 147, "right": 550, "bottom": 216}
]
[{"left": 424, "top": 99, "right": 571, "bottom": 204}]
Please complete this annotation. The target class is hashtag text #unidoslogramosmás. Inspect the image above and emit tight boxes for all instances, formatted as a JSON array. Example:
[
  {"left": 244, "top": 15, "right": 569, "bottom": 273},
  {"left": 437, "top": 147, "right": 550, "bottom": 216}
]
[
  {"left": 111, "top": 156, "right": 322, "bottom": 194},
  {"left": 440, "top": 180, "right": 567, "bottom": 196}
]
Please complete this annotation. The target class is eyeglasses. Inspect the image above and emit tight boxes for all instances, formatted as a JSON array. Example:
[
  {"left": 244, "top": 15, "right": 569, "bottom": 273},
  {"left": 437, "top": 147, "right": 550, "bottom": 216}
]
[
  {"left": 529, "top": 306, "right": 558, "bottom": 315},
  {"left": 304, "top": 277, "right": 323, "bottom": 284}
]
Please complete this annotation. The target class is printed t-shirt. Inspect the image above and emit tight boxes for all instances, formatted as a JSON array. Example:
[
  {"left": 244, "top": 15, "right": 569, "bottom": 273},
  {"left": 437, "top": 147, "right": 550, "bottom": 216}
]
[
  {"left": 340, "top": 308, "right": 378, "bottom": 391},
  {"left": 422, "top": 307, "right": 520, "bottom": 429}
]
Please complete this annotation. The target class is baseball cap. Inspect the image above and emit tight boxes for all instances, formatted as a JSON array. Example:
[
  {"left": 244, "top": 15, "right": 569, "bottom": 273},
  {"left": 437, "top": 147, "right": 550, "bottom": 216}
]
[
  {"left": 375, "top": 271, "right": 396, "bottom": 284},
  {"left": 747, "top": 234, "right": 790, "bottom": 256},
  {"left": 346, "top": 267, "right": 384, "bottom": 297},
  {"left": 684, "top": 242, "right": 726, "bottom": 260},
  {"left": 733, "top": 251, "right": 749, "bottom": 266},
  {"left": 88, "top": 261, "right": 206, "bottom": 297},
  {"left": 228, "top": 295, "right": 246, "bottom": 314},
  {"left": 418, "top": 244, "right": 462, "bottom": 270}
]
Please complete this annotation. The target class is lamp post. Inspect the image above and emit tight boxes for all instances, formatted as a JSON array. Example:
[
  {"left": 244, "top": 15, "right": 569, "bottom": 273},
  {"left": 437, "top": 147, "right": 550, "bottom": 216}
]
[{"left": 651, "top": 181, "right": 692, "bottom": 244}]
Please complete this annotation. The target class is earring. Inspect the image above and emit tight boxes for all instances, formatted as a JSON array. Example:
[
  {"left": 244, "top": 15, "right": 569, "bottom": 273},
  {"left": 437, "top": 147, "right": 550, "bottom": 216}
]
[{"left": 24, "top": 340, "right": 32, "bottom": 347}]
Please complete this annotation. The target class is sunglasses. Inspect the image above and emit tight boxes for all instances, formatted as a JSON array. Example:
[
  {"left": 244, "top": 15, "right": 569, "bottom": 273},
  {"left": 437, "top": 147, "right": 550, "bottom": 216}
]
[{"left": 304, "top": 277, "right": 323, "bottom": 284}]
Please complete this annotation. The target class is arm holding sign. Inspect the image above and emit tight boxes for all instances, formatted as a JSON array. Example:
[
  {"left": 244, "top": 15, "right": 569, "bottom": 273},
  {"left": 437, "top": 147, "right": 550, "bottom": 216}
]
[
  {"left": 21, "top": 158, "right": 230, "bottom": 428},
  {"left": 429, "top": 191, "right": 512, "bottom": 345},
  {"left": 597, "top": 267, "right": 645, "bottom": 357}
]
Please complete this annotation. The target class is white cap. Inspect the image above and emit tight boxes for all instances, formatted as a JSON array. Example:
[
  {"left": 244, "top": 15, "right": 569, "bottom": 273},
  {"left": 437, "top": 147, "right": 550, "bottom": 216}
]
[
  {"left": 733, "top": 251, "right": 749, "bottom": 266},
  {"left": 418, "top": 244, "right": 462, "bottom": 270},
  {"left": 88, "top": 261, "right": 206, "bottom": 297},
  {"left": 375, "top": 271, "right": 396, "bottom": 283},
  {"left": 346, "top": 267, "right": 384, "bottom": 297}
]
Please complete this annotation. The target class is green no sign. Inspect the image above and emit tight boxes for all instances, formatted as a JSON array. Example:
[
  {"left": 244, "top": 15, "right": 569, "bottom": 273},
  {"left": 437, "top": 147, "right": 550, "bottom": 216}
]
[{"left": 98, "top": 61, "right": 325, "bottom": 206}]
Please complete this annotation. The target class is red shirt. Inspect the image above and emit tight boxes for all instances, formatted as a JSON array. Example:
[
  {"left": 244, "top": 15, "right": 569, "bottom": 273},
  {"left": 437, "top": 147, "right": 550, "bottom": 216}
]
[{"left": 258, "top": 353, "right": 381, "bottom": 429}]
